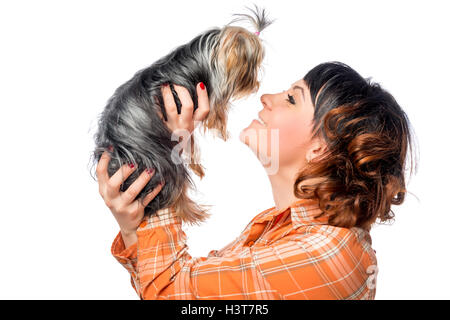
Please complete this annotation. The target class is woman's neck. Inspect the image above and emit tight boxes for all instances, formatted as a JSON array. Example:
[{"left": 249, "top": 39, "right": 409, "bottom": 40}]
[
  {"left": 268, "top": 165, "right": 325, "bottom": 211},
  {"left": 267, "top": 166, "right": 299, "bottom": 211}
]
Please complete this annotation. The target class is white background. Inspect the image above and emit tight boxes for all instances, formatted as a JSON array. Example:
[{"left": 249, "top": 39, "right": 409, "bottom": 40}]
[{"left": 1, "top": 0, "right": 449, "bottom": 299}]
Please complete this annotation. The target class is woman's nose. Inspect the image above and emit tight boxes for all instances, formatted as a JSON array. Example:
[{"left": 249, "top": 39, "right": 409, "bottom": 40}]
[{"left": 260, "top": 94, "right": 272, "bottom": 111}]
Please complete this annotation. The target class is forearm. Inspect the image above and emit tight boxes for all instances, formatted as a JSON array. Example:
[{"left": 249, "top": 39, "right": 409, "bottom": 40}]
[{"left": 111, "top": 207, "right": 187, "bottom": 299}]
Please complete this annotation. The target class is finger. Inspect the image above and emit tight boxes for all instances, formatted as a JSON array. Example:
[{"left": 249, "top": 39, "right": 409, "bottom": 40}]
[
  {"left": 161, "top": 84, "right": 178, "bottom": 126},
  {"left": 130, "top": 182, "right": 163, "bottom": 215},
  {"left": 107, "top": 162, "right": 136, "bottom": 198},
  {"left": 121, "top": 168, "right": 155, "bottom": 204},
  {"left": 156, "top": 108, "right": 164, "bottom": 121},
  {"left": 174, "top": 84, "right": 194, "bottom": 123},
  {"left": 155, "top": 95, "right": 166, "bottom": 121},
  {"left": 96, "top": 151, "right": 111, "bottom": 185},
  {"left": 193, "top": 82, "right": 210, "bottom": 122},
  {"left": 141, "top": 182, "right": 164, "bottom": 208}
]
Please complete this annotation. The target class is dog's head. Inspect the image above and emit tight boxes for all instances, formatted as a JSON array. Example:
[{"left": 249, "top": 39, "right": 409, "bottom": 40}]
[{"left": 205, "top": 6, "right": 273, "bottom": 140}]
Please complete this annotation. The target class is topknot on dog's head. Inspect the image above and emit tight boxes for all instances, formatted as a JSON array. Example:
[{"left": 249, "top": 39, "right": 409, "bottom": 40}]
[
  {"left": 205, "top": 5, "right": 274, "bottom": 140},
  {"left": 227, "top": 4, "right": 274, "bottom": 35}
]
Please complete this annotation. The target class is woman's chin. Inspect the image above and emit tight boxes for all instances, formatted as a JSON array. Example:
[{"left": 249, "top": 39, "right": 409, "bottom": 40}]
[
  {"left": 239, "top": 121, "right": 278, "bottom": 172},
  {"left": 239, "top": 122, "right": 256, "bottom": 146},
  {"left": 239, "top": 120, "right": 266, "bottom": 144},
  {"left": 239, "top": 127, "right": 266, "bottom": 156}
]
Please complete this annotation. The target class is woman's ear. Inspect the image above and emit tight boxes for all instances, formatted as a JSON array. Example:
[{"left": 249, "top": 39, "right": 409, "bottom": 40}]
[{"left": 306, "top": 137, "right": 328, "bottom": 163}]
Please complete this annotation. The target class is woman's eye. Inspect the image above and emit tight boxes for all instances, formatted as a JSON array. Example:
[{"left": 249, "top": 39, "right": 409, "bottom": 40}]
[{"left": 285, "top": 94, "right": 296, "bottom": 105}]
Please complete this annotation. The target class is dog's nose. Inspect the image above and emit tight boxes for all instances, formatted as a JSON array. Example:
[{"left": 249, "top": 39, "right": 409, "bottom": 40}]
[{"left": 260, "top": 94, "right": 272, "bottom": 111}]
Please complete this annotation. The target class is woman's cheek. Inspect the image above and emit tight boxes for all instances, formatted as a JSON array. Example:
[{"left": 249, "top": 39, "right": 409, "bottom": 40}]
[
  {"left": 276, "top": 116, "right": 311, "bottom": 163},
  {"left": 278, "top": 117, "right": 302, "bottom": 147}
]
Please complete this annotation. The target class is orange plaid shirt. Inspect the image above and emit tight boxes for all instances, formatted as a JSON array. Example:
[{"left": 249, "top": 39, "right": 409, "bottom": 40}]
[{"left": 111, "top": 198, "right": 378, "bottom": 300}]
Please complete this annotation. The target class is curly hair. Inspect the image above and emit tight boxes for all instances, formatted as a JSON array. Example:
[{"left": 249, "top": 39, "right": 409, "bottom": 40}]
[{"left": 294, "top": 62, "right": 418, "bottom": 231}]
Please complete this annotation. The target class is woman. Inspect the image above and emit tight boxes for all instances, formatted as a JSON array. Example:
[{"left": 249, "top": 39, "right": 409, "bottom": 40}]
[{"left": 96, "top": 61, "right": 415, "bottom": 300}]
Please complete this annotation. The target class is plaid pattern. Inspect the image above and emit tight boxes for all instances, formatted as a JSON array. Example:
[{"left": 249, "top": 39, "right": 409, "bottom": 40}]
[{"left": 111, "top": 198, "right": 378, "bottom": 300}]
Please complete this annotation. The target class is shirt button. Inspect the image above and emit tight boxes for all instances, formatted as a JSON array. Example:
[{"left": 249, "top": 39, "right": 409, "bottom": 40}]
[{"left": 140, "top": 220, "right": 148, "bottom": 228}]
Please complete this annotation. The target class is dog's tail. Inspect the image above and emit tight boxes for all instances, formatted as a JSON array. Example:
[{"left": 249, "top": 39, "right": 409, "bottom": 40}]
[{"left": 227, "top": 4, "right": 275, "bottom": 35}]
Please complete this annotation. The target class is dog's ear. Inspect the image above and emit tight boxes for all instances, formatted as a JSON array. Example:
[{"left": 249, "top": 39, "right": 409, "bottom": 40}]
[{"left": 187, "top": 134, "right": 205, "bottom": 178}]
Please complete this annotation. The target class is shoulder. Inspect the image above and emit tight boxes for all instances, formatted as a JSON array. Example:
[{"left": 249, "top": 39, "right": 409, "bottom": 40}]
[
  {"left": 293, "top": 224, "right": 376, "bottom": 261},
  {"left": 251, "top": 224, "right": 377, "bottom": 299}
]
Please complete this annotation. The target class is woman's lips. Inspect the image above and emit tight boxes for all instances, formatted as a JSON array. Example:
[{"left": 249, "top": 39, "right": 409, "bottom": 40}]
[
  {"left": 253, "top": 112, "right": 267, "bottom": 126},
  {"left": 258, "top": 112, "right": 267, "bottom": 126},
  {"left": 251, "top": 119, "right": 263, "bottom": 126},
  {"left": 252, "top": 119, "right": 266, "bottom": 127}
]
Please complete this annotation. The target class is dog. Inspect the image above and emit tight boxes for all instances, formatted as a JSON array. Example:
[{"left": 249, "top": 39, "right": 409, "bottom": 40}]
[{"left": 90, "top": 5, "right": 273, "bottom": 224}]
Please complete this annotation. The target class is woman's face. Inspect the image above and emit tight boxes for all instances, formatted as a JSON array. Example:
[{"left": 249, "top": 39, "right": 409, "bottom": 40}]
[{"left": 239, "top": 79, "right": 317, "bottom": 171}]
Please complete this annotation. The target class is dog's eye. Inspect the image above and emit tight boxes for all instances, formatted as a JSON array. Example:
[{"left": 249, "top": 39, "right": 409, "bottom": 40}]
[{"left": 285, "top": 94, "right": 296, "bottom": 105}]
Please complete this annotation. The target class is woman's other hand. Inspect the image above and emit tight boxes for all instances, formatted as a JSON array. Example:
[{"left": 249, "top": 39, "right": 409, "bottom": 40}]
[{"left": 96, "top": 151, "right": 163, "bottom": 247}]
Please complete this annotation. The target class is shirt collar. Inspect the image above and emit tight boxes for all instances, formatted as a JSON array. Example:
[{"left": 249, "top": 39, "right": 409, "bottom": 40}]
[{"left": 253, "top": 198, "right": 328, "bottom": 228}]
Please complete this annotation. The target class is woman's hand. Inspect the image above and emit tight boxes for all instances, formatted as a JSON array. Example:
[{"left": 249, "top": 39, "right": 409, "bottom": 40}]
[
  {"left": 96, "top": 152, "right": 163, "bottom": 246},
  {"left": 160, "top": 82, "right": 210, "bottom": 151}
]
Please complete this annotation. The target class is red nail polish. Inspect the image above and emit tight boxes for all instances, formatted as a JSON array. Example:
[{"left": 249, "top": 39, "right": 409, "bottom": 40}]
[
  {"left": 200, "top": 82, "right": 205, "bottom": 90},
  {"left": 107, "top": 145, "right": 113, "bottom": 152},
  {"left": 146, "top": 168, "right": 154, "bottom": 175},
  {"left": 128, "top": 162, "right": 135, "bottom": 169}
]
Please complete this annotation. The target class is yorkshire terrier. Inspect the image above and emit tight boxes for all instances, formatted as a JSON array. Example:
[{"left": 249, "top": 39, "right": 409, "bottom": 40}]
[{"left": 90, "top": 5, "right": 273, "bottom": 224}]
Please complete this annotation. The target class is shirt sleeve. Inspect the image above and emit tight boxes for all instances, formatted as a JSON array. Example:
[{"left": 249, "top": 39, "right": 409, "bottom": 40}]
[
  {"left": 111, "top": 230, "right": 139, "bottom": 292},
  {"left": 111, "top": 207, "right": 376, "bottom": 300}
]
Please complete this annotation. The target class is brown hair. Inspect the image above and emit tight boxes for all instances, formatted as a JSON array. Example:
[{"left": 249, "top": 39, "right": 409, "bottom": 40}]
[{"left": 294, "top": 62, "right": 418, "bottom": 231}]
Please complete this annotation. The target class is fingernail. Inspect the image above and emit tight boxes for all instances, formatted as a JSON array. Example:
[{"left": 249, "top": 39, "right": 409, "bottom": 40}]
[
  {"left": 128, "top": 162, "right": 135, "bottom": 169},
  {"left": 146, "top": 168, "right": 154, "bottom": 175},
  {"left": 199, "top": 82, "right": 205, "bottom": 90},
  {"left": 107, "top": 145, "right": 113, "bottom": 152},
  {"left": 162, "top": 83, "right": 169, "bottom": 87}
]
